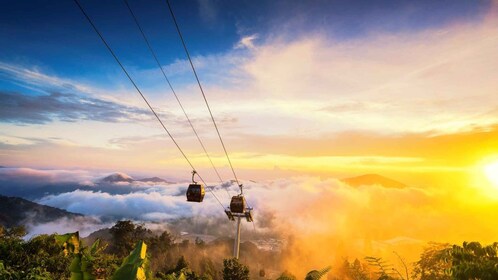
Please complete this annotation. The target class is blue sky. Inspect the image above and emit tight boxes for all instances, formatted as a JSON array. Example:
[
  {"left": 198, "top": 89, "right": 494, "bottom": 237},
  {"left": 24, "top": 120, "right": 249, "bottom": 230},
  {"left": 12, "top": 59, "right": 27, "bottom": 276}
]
[
  {"left": 0, "top": 0, "right": 497, "bottom": 182},
  {"left": 1, "top": 0, "right": 490, "bottom": 92}
]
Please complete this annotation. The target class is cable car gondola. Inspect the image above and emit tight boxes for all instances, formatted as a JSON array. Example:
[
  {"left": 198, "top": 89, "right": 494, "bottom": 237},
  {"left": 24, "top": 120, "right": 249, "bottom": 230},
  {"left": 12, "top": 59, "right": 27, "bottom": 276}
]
[
  {"left": 230, "top": 195, "right": 246, "bottom": 213},
  {"left": 186, "top": 171, "right": 205, "bottom": 202}
]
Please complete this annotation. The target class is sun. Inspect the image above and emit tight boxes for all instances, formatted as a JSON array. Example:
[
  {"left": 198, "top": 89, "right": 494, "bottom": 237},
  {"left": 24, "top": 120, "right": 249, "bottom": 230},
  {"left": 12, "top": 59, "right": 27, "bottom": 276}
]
[{"left": 484, "top": 161, "right": 498, "bottom": 187}]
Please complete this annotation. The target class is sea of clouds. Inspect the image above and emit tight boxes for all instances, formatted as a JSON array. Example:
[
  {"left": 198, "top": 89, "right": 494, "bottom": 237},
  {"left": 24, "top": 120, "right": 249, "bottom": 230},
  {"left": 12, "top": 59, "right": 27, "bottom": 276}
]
[{"left": 2, "top": 166, "right": 498, "bottom": 275}]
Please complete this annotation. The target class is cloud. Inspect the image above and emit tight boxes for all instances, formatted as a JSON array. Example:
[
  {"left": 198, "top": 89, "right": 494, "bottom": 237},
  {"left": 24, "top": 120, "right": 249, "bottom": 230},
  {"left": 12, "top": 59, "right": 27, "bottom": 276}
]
[
  {"left": 37, "top": 190, "right": 189, "bottom": 220},
  {"left": 0, "top": 168, "right": 184, "bottom": 199},
  {"left": 0, "top": 167, "right": 93, "bottom": 186},
  {"left": 4, "top": 166, "right": 498, "bottom": 277},
  {"left": 24, "top": 216, "right": 109, "bottom": 239},
  {"left": 155, "top": 12, "right": 498, "bottom": 138},
  {"left": 241, "top": 176, "right": 498, "bottom": 277},
  {"left": 3, "top": 9, "right": 497, "bottom": 177},
  {"left": 235, "top": 34, "right": 258, "bottom": 50},
  {"left": 0, "top": 91, "right": 152, "bottom": 124},
  {"left": 160, "top": 51, "right": 249, "bottom": 86},
  {"left": 0, "top": 62, "right": 95, "bottom": 95}
]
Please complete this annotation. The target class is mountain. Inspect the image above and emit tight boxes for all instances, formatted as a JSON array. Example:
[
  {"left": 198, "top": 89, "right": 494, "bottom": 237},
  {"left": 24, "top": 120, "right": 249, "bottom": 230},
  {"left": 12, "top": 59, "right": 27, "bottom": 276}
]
[
  {"left": 0, "top": 195, "right": 83, "bottom": 228},
  {"left": 99, "top": 172, "right": 134, "bottom": 183},
  {"left": 83, "top": 227, "right": 113, "bottom": 245},
  {"left": 342, "top": 174, "right": 406, "bottom": 189},
  {"left": 99, "top": 173, "right": 173, "bottom": 184},
  {"left": 136, "top": 177, "right": 173, "bottom": 184}
]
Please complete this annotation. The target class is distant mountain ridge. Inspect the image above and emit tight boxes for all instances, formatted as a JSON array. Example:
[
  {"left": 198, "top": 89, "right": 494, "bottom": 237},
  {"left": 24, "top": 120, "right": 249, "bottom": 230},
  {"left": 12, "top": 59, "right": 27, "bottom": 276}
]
[
  {"left": 99, "top": 172, "right": 134, "bottom": 183},
  {"left": 99, "top": 173, "right": 172, "bottom": 184},
  {"left": 342, "top": 174, "right": 406, "bottom": 188},
  {"left": 0, "top": 195, "right": 83, "bottom": 228},
  {"left": 136, "top": 177, "right": 173, "bottom": 184}
]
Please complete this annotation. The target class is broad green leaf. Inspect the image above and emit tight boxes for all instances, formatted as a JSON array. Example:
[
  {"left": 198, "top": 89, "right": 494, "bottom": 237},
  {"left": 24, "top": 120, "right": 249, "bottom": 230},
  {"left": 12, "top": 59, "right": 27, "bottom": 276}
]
[
  {"left": 90, "top": 239, "right": 100, "bottom": 256},
  {"left": 68, "top": 254, "right": 86, "bottom": 280},
  {"left": 83, "top": 271, "right": 97, "bottom": 280},
  {"left": 111, "top": 241, "right": 148, "bottom": 280},
  {"left": 177, "top": 272, "right": 186, "bottom": 280}
]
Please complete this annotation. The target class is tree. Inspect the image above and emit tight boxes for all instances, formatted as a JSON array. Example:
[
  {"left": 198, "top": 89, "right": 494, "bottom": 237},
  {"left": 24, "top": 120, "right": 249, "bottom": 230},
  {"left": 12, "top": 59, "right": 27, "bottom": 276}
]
[
  {"left": 0, "top": 230, "right": 70, "bottom": 279},
  {"left": 175, "top": 256, "right": 189, "bottom": 272},
  {"left": 450, "top": 241, "right": 498, "bottom": 280},
  {"left": 337, "top": 259, "right": 370, "bottom": 280},
  {"left": 276, "top": 270, "right": 297, "bottom": 280},
  {"left": 412, "top": 242, "right": 452, "bottom": 280},
  {"left": 222, "top": 258, "right": 249, "bottom": 280},
  {"left": 305, "top": 266, "right": 331, "bottom": 280},
  {"left": 199, "top": 257, "right": 217, "bottom": 280},
  {"left": 109, "top": 220, "right": 151, "bottom": 257}
]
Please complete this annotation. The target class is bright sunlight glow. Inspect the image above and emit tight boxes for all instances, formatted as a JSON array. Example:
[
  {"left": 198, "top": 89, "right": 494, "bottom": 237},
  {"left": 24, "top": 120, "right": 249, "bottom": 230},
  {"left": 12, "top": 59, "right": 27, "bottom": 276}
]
[{"left": 485, "top": 161, "right": 498, "bottom": 187}]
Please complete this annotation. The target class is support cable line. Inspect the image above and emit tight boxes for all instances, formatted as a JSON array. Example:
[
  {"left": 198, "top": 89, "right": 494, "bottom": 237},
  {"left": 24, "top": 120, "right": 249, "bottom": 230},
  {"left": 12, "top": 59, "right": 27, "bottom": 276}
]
[
  {"left": 166, "top": 0, "right": 256, "bottom": 228},
  {"left": 165, "top": 0, "right": 241, "bottom": 188},
  {"left": 123, "top": 0, "right": 231, "bottom": 201},
  {"left": 73, "top": 0, "right": 225, "bottom": 209},
  {"left": 165, "top": 1, "right": 257, "bottom": 233}
]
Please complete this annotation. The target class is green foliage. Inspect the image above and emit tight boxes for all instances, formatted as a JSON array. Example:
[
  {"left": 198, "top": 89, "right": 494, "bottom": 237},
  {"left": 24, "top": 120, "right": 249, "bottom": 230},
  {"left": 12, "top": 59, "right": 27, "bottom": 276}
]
[
  {"left": 0, "top": 226, "right": 70, "bottom": 279},
  {"left": 0, "top": 226, "right": 27, "bottom": 240},
  {"left": 0, "top": 260, "right": 17, "bottom": 279},
  {"left": 55, "top": 232, "right": 106, "bottom": 280},
  {"left": 157, "top": 267, "right": 212, "bottom": 280},
  {"left": 449, "top": 241, "right": 498, "bottom": 280},
  {"left": 156, "top": 256, "right": 211, "bottom": 280},
  {"left": 109, "top": 220, "right": 151, "bottom": 258},
  {"left": 55, "top": 232, "right": 81, "bottom": 255},
  {"left": 175, "top": 256, "right": 189, "bottom": 272},
  {"left": 111, "top": 240, "right": 150, "bottom": 280},
  {"left": 9, "top": 218, "right": 498, "bottom": 280},
  {"left": 412, "top": 242, "right": 452, "bottom": 280},
  {"left": 222, "top": 258, "right": 249, "bottom": 280},
  {"left": 305, "top": 266, "right": 331, "bottom": 280},
  {"left": 338, "top": 259, "right": 371, "bottom": 280},
  {"left": 56, "top": 231, "right": 152, "bottom": 280},
  {"left": 148, "top": 231, "right": 175, "bottom": 255},
  {"left": 276, "top": 270, "right": 297, "bottom": 280},
  {"left": 198, "top": 257, "right": 217, "bottom": 280},
  {"left": 365, "top": 256, "right": 403, "bottom": 280}
]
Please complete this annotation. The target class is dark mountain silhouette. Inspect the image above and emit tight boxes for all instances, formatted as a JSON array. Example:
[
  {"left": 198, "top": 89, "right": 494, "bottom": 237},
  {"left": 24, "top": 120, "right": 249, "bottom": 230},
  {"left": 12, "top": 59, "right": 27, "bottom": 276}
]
[
  {"left": 342, "top": 174, "right": 406, "bottom": 188},
  {"left": 99, "top": 173, "right": 174, "bottom": 184},
  {"left": 83, "top": 227, "right": 113, "bottom": 245},
  {"left": 0, "top": 195, "right": 83, "bottom": 228},
  {"left": 136, "top": 177, "right": 172, "bottom": 184}
]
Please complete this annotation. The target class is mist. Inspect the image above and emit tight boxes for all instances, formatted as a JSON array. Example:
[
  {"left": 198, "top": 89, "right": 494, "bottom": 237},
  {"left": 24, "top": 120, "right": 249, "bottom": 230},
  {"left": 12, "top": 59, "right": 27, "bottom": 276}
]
[{"left": 2, "top": 167, "right": 498, "bottom": 278}]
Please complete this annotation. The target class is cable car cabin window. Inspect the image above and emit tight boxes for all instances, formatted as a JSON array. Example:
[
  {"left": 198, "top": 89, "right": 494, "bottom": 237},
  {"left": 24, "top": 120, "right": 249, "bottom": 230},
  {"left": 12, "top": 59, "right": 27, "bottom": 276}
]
[
  {"left": 230, "top": 196, "right": 246, "bottom": 213},
  {"left": 186, "top": 184, "right": 205, "bottom": 202}
]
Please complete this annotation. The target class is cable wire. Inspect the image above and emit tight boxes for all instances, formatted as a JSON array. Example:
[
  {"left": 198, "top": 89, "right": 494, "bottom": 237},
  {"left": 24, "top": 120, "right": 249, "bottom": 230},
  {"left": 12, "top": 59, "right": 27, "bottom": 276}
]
[
  {"left": 163, "top": 2, "right": 259, "bottom": 240},
  {"left": 165, "top": 0, "right": 241, "bottom": 188},
  {"left": 123, "top": 0, "right": 226, "bottom": 186},
  {"left": 73, "top": 0, "right": 225, "bottom": 209},
  {"left": 164, "top": 0, "right": 258, "bottom": 223},
  {"left": 123, "top": 0, "right": 232, "bottom": 200}
]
